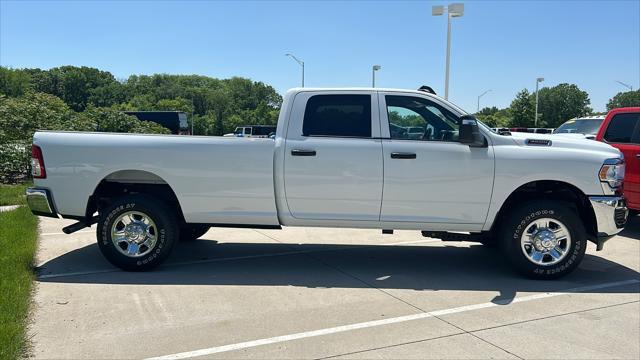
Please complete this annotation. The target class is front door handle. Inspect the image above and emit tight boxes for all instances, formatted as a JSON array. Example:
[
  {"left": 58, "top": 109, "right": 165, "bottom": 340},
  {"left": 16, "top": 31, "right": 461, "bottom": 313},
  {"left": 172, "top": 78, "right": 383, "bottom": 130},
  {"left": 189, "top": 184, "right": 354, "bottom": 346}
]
[
  {"left": 291, "top": 149, "right": 316, "bottom": 156},
  {"left": 391, "top": 152, "right": 417, "bottom": 159},
  {"left": 636, "top": 154, "right": 640, "bottom": 158}
]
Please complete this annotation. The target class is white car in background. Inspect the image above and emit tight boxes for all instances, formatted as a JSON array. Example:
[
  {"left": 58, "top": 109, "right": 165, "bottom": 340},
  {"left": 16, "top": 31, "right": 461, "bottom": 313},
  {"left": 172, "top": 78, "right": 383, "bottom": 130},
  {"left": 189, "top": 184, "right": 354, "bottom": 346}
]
[{"left": 553, "top": 115, "right": 605, "bottom": 140}]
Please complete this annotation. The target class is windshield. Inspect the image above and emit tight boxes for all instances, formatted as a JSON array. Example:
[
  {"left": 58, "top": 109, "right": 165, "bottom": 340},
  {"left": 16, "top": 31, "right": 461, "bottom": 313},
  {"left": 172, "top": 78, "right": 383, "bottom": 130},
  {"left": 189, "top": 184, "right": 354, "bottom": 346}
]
[{"left": 554, "top": 119, "right": 603, "bottom": 135}]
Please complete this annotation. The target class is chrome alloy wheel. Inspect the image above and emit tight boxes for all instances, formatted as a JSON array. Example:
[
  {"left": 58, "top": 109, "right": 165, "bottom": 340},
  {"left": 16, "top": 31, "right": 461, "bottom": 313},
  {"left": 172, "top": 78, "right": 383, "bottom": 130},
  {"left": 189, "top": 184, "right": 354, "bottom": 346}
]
[
  {"left": 520, "top": 218, "right": 571, "bottom": 266},
  {"left": 111, "top": 211, "right": 158, "bottom": 258}
]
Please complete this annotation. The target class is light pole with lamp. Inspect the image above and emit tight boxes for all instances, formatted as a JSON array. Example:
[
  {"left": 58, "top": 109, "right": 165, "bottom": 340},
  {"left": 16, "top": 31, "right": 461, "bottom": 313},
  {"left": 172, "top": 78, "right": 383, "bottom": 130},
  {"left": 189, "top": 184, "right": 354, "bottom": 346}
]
[
  {"left": 614, "top": 80, "right": 633, "bottom": 91},
  {"left": 285, "top": 53, "right": 305, "bottom": 87},
  {"left": 535, "top": 77, "right": 544, "bottom": 127},
  {"left": 477, "top": 89, "right": 491, "bottom": 112},
  {"left": 372, "top": 65, "right": 381, "bottom": 87},
  {"left": 432, "top": 3, "right": 464, "bottom": 100}
]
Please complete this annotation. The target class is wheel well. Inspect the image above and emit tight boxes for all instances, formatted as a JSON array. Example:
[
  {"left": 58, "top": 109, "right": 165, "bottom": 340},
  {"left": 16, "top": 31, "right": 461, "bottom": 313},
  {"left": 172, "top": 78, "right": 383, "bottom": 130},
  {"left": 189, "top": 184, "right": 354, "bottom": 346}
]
[
  {"left": 492, "top": 180, "right": 597, "bottom": 239},
  {"left": 87, "top": 170, "right": 185, "bottom": 224}
]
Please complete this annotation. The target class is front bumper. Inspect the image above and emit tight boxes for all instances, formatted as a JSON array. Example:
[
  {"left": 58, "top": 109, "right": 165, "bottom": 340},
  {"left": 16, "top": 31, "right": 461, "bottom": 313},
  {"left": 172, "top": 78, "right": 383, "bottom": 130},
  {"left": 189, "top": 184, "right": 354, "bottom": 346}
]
[
  {"left": 588, "top": 196, "right": 628, "bottom": 250},
  {"left": 26, "top": 187, "right": 58, "bottom": 218}
]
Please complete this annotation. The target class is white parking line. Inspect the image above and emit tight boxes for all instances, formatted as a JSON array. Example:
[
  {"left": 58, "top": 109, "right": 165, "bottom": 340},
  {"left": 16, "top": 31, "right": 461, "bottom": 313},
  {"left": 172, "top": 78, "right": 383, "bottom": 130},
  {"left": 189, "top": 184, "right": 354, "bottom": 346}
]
[{"left": 145, "top": 279, "right": 640, "bottom": 360}]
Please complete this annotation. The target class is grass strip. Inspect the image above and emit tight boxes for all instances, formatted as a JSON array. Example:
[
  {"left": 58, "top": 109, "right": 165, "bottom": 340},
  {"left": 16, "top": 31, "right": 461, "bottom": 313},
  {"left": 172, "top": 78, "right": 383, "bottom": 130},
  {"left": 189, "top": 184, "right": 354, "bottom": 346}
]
[
  {"left": 0, "top": 206, "right": 38, "bottom": 359},
  {"left": 0, "top": 183, "right": 30, "bottom": 206}
]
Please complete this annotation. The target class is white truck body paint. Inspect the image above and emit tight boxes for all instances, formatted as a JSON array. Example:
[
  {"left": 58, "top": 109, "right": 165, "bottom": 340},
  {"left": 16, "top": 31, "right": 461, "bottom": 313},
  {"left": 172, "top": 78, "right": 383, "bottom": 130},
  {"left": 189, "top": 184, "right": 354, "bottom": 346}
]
[{"left": 33, "top": 88, "right": 622, "bottom": 233}]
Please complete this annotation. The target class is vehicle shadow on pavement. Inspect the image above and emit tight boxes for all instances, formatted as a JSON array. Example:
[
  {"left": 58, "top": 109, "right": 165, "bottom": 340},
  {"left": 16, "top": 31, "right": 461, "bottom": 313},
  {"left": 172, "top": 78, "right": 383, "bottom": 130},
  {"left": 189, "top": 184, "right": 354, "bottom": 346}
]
[{"left": 37, "top": 224, "right": 640, "bottom": 306}]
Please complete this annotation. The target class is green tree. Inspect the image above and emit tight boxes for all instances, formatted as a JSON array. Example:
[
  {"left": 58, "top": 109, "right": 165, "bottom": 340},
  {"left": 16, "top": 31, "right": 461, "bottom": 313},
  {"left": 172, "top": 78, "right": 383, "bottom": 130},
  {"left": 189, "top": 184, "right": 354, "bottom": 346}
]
[
  {"left": 536, "top": 83, "right": 591, "bottom": 127},
  {"left": 509, "top": 89, "right": 535, "bottom": 127},
  {"left": 0, "top": 92, "right": 78, "bottom": 142},
  {"left": 476, "top": 106, "right": 499, "bottom": 116},
  {"left": 79, "top": 107, "right": 170, "bottom": 134},
  {"left": 0, "top": 67, "right": 32, "bottom": 97},
  {"left": 88, "top": 81, "right": 129, "bottom": 107},
  {"left": 475, "top": 106, "right": 512, "bottom": 128},
  {"left": 607, "top": 90, "right": 640, "bottom": 110},
  {"left": 155, "top": 97, "right": 194, "bottom": 114},
  {"left": 25, "top": 66, "right": 118, "bottom": 111}
]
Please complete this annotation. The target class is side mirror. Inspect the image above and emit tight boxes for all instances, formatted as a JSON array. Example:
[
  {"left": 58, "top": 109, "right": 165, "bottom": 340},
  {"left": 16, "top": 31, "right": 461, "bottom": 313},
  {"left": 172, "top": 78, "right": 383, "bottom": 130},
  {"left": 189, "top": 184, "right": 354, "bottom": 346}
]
[{"left": 459, "top": 115, "right": 486, "bottom": 147}]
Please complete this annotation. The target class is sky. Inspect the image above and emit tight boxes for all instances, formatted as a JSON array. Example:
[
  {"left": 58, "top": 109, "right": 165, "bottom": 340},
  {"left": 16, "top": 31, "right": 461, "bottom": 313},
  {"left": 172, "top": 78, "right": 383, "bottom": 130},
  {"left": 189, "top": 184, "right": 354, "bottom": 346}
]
[{"left": 1, "top": 0, "right": 639, "bottom": 112}]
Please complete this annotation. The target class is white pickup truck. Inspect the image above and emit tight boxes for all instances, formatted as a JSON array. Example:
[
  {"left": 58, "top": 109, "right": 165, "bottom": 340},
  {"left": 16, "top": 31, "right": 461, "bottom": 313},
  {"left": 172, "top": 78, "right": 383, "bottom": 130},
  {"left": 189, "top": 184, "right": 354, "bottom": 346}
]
[{"left": 27, "top": 88, "right": 628, "bottom": 279}]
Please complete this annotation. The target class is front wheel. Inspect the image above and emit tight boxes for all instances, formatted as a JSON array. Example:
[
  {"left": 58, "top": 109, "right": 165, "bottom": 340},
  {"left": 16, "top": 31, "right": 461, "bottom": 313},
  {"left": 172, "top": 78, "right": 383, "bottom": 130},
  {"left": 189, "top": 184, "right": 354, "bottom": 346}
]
[
  {"left": 97, "top": 195, "right": 178, "bottom": 271},
  {"left": 499, "top": 200, "right": 587, "bottom": 279}
]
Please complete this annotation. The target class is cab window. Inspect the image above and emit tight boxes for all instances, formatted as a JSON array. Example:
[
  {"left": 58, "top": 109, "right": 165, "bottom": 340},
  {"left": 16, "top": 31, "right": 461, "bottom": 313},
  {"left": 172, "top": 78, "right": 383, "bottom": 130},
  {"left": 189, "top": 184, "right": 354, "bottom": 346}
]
[
  {"left": 303, "top": 95, "right": 372, "bottom": 137},
  {"left": 604, "top": 113, "right": 640, "bottom": 144},
  {"left": 386, "top": 95, "right": 459, "bottom": 141}
]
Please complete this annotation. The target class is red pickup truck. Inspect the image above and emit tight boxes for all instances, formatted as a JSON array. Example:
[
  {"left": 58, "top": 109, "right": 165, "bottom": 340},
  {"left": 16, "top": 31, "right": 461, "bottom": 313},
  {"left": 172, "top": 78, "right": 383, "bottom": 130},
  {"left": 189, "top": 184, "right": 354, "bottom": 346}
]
[{"left": 596, "top": 107, "right": 640, "bottom": 214}]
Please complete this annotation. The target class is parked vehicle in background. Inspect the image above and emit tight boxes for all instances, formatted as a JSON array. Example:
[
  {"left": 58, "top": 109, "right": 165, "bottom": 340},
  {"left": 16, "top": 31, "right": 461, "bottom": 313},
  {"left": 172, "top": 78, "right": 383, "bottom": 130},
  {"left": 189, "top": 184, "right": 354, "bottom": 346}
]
[
  {"left": 531, "top": 128, "right": 554, "bottom": 134},
  {"left": 407, "top": 126, "right": 425, "bottom": 139},
  {"left": 124, "top": 111, "right": 189, "bottom": 135},
  {"left": 553, "top": 116, "right": 605, "bottom": 140},
  {"left": 224, "top": 125, "right": 276, "bottom": 138},
  {"left": 510, "top": 127, "right": 533, "bottom": 133},
  {"left": 27, "top": 87, "right": 628, "bottom": 279},
  {"left": 596, "top": 108, "right": 640, "bottom": 214}
]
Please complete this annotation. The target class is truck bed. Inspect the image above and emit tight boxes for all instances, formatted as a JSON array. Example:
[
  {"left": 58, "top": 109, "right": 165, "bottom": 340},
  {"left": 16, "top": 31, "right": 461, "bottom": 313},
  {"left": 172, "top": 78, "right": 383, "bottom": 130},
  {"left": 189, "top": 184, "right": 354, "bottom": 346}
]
[{"left": 33, "top": 131, "right": 280, "bottom": 225}]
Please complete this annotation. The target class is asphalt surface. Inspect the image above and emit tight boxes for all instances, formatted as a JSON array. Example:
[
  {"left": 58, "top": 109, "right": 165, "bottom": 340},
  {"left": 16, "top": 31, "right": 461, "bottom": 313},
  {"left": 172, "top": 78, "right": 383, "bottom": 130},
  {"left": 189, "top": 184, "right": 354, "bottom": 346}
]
[{"left": 28, "top": 215, "right": 640, "bottom": 359}]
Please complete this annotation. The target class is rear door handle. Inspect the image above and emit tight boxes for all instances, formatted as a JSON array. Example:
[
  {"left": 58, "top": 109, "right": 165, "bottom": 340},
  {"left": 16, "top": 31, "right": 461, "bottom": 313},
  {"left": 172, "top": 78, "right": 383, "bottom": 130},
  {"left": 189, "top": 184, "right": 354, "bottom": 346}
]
[
  {"left": 291, "top": 149, "right": 316, "bottom": 156},
  {"left": 391, "top": 152, "right": 417, "bottom": 159}
]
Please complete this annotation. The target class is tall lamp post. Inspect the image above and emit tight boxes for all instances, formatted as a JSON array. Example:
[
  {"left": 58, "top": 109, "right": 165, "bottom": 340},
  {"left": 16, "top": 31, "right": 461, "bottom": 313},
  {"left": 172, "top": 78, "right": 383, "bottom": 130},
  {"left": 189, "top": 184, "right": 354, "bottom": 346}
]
[
  {"left": 535, "top": 77, "right": 544, "bottom": 127},
  {"left": 432, "top": 3, "right": 464, "bottom": 100},
  {"left": 372, "top": 65, "right": 381, "bottom": 87},
  {"left": 285, "top": 53, "right": 305, "bottom": 87},
  {"left": 614, "top": 80, "right": 633, "bottom": 91},
  {"left": 477, "top": 89, "right": 491, "bottom": 112}
]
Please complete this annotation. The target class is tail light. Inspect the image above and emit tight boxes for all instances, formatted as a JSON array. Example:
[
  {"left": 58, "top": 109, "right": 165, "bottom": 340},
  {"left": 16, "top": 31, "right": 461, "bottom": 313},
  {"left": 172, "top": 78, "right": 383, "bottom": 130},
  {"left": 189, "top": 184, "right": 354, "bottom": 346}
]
[{"left": 31, "top": 145, "right": 46, "bottom": 179}]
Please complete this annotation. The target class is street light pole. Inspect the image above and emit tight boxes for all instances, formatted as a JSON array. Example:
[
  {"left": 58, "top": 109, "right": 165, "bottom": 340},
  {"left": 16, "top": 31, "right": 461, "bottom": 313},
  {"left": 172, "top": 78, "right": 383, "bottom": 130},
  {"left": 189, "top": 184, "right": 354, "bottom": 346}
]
[
  {"left": 477, "top": 89, "right": 491, "bottom": 112},
  {"left": 432, "top": 3, "right": 464, "bottom": 100},
  {"left": 615, "top": 80, "right": 633, "bottom": 91},
  {"left": 445, "top": 12, "right": 452, "bottom": 100},
  {"left": 285, "top": 53, "right": 305, "bottom": 87},
  {"left": 372, "top": 65, "right": 381, "bottom": 87},
  {"left": 535, "top": 77, "right": 544, "bottom": 127}
]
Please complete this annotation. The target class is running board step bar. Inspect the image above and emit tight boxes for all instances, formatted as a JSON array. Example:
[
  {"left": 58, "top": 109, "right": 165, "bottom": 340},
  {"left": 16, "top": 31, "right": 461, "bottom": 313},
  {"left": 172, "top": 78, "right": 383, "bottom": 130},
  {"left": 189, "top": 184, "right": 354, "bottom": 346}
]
[
  {"left": 62, "top": 216, "right": 99, "bottom": 234},
  {"left": 421, "top": 231, "right": 488, "bottom": 242}
]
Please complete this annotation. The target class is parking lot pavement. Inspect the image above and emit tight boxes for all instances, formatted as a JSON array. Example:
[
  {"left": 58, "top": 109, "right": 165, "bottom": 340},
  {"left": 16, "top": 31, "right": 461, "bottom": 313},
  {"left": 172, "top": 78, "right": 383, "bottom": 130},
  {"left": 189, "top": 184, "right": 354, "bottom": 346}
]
[{"left": 29, "top": 216, "right": 639, "bottom": 359}]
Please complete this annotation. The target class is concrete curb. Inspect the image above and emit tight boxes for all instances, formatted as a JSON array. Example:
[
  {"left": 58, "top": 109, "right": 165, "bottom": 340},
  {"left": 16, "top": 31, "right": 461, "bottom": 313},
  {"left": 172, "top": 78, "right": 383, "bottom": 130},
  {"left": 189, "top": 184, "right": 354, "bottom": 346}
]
[{"left": 0, "top": 205, "right": 21, "bottom": 212}]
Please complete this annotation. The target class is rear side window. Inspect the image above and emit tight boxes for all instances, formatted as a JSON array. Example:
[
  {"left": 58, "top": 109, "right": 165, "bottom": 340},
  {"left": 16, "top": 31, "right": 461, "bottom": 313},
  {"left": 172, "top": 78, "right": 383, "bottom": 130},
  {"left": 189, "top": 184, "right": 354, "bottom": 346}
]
[
  {"left": 604, "top": 113, "right": 640, "bottom": 144},
  {"left": 303, "top": 95, "right": 371, "bottom": 137}
]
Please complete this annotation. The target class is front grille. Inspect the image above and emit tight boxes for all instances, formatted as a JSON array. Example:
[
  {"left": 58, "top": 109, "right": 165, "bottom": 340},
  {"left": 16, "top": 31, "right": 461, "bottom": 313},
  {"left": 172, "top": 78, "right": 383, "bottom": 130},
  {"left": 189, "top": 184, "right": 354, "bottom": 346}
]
[{"left": 614, "top": 208, "right": 627, "bottom": 228}]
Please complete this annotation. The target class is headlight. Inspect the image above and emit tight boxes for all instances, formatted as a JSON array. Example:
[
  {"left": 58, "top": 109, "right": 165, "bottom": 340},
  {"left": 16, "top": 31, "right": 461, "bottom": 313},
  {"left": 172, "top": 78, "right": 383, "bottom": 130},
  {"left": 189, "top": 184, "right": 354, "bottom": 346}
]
[{"left": 599, "top": 158, "right": 625, "bottom": 191}]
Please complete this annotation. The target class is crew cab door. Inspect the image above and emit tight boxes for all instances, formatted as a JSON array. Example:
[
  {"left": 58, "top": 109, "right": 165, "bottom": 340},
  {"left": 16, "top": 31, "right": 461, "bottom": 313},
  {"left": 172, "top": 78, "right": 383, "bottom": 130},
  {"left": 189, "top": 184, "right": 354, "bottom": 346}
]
[
  {"left": 283, "top": 91, "right": 383, "bottom": 220},
  {"left": 599, "top": 109, "right": 640, "bottom": 209},
  {"left": 379, "top": 92, "right": 494, "bottom": 225}
]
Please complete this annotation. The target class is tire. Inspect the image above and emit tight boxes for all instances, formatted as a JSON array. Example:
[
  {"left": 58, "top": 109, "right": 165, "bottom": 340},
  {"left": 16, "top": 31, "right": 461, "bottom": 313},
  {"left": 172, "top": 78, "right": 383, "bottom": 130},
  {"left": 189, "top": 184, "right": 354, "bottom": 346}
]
[
  {"left": 629, "top": 209, "right": 639, "bottom": 217},
  {"left": 97, "top": 195, "right": 178, "bottom": 271},
  {"left": 179, "top": 225, "right": 210, "bottom": 242},
  {"left": 499, "top": 200, "right": 587, "bottom": 279}
]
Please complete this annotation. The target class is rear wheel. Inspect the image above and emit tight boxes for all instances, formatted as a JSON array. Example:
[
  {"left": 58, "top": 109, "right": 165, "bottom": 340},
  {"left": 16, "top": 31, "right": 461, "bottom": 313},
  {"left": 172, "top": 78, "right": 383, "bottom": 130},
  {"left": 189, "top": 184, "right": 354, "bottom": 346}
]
[
  {"left": 499, "top": 200, "right": 587, "bottom": 279},
  {"left": 97, "top": 195, "right": 178, "bottom": 271},
  {"left": 179, "top": 225, "right": 210, "bottom": 242}
]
